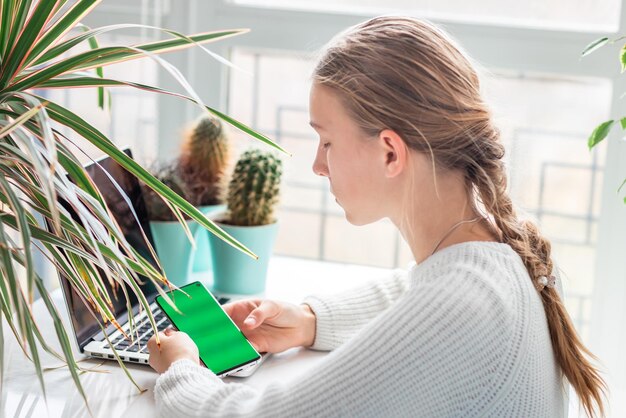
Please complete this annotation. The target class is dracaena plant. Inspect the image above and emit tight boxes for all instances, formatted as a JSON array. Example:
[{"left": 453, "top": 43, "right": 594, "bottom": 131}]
[
  {"left": 0, "top": 0, "right": 286, "bottom": 406},
  {"left": 582, "top": 36, "right": 626, "bottom": 203}
]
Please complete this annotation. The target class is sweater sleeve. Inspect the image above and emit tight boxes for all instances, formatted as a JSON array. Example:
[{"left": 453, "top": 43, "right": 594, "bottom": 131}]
[
  {"left": 302, "top": 267, "right": 411, "bottom": 351},
  {"left": 154, "top": 267, "right": 517, "bottom": 418}
]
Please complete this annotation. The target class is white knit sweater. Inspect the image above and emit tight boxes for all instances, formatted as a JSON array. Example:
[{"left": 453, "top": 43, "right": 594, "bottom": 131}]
[{"left": 155, "top": 241, "right": 566, "bottom": 417}]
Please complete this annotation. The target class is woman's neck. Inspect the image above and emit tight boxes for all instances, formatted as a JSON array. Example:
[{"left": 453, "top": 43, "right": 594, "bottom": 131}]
[
  {"left": 401, "top": 215, "right": 498, "bottom": 264},
  {"left": 394, "top": 208, "right": 499, "bottom": 264},
  {"left": 391, "top": 161, "right": 499, "bottom": 264}
]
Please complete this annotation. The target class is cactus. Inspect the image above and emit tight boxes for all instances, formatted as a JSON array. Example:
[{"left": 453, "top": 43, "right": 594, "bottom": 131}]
[
  {"left": 178, "top": 114, "right": 230, "bottom": 206},
  {"left": 225, "top": 149, "right": 283, "bottom": 226},
  {"left": 142, "top": 163, "right": 191, "bottom": 221}
]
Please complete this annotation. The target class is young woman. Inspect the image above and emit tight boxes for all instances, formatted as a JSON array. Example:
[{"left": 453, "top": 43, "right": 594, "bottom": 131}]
[{"left": 148, "top": 16, "right": 605, "bottom": 417}]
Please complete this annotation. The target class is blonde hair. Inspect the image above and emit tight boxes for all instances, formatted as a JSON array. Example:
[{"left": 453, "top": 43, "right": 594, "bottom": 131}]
[{"left": 313, "top": 16, "right": 606, "bottom": 417}]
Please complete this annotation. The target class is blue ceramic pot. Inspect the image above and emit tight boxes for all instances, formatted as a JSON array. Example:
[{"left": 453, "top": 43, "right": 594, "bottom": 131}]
[
  {"left": 150, "top": 220, "right": 200, "bottom": 287},
  {"left": 208, "top": 221, "right": 279, "bottom": 295},
  {"left": 192, "top": 204, "right": 226, "bottom": 273}
]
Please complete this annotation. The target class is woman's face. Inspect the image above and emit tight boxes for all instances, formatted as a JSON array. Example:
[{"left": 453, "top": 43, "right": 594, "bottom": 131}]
[{"left": 309, "top": 83, "right": 388, "bottom": 225}]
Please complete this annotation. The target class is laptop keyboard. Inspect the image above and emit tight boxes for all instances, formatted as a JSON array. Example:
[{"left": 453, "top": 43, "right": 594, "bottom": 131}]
[
  {"left": 109, "top": 309, "right": 171, "bottom": 353},
  {"left": 108, "top": 297, "right": 231, "bottom": 354}
]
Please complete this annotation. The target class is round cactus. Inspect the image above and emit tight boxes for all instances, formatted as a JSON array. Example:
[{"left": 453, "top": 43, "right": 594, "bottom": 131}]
[
  {"left": 225, "top": 149, "right": 283, "bottom": 226},
  {"left": 178, "top": 114, "right": 230, "bottom": 206}
]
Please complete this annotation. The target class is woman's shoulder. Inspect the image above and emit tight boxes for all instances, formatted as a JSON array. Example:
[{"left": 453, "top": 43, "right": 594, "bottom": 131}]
[
  {"left": 413, "top": 240, "right": 522, "bottom": 272},
  {"left": 384, "top": 242, "right": 560, "bottom": 417},
  {"left": 408, "top": 241, "right": 537, "bottom": 322},
  {"left": 411, "top": 241, "right": 531, "bottom": 289}
]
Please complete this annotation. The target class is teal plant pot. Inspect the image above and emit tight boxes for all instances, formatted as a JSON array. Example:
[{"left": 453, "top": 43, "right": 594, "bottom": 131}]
[
  {"left": 192, "top": 204, "right": 226, "bottom": 273},
  {"left": 150, "top": 220, "right": 200, "bottom": 287},
  {"left": 208, "top": 221, "right": 279, "bottom": 295}
]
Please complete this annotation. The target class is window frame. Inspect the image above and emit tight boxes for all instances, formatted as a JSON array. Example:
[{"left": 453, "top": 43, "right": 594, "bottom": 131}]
[
  {"left": 200, "top": 0, "right": 626, "bottom": 395},
  {"left": 89, "top": 0, "right": 626, "bottom": 398}
]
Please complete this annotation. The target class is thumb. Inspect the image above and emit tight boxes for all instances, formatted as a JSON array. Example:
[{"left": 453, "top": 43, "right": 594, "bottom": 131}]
[
  {"left": 243, "top": 300, "right": 278, "bottom": 329},
  {"left": 164, "top": 327, "right": 176, "bottom": 336}
]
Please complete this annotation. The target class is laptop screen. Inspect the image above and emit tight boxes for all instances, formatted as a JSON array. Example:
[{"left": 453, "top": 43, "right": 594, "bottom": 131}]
[{"left": 59, "top": 149, "right": 162, "bottom": 349}]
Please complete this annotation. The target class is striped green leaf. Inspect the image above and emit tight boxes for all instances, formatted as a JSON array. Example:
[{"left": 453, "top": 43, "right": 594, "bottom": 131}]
[
  {"left": 36, "top": 76, "right": 290, "bottom": 154},
  {"left": 22, "top": 0, "right": 101, "bottom": 68},
  {"left": 0, "top": 103, "right": 43, "bottom": 138},
  {"left": 0, "top": 0, "right": 59, "bottom": 86},
  {"left": 0, "top": 176, "right": 35, "bottom": 302},
  {"left": 9, "top": 30, "right": 247, "bottom": 93},
  {"left": 34, "top": 25, "right": 244, "bottom": 67}
]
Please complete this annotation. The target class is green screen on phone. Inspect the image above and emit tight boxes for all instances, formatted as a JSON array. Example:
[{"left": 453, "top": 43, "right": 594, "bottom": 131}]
[{"left": 155, "top": 282, "right": 260, "bottom": 375}]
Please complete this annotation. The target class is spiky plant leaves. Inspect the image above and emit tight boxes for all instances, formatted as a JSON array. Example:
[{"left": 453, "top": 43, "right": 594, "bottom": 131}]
[{"left": 0, "top": 0, "right": 286, "bottom": 405}]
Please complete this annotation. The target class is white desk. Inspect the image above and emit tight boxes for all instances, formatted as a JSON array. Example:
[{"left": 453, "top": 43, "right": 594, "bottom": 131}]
[{"left": 1, "top": 256, "right": 391, "bottom": 418}]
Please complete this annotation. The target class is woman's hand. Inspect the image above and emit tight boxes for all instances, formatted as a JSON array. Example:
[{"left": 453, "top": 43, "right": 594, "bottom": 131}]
[
  {"left": 223, "top": 300, "right": 316, "bottom": 353},
  {"left": 147, "top": 328, "right": 199, "bottom": 374}
]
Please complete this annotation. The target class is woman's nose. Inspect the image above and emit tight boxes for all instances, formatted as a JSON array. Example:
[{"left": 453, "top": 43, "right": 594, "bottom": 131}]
[{"left": 312, "top": 148, "right": 328, "bottom": 177}]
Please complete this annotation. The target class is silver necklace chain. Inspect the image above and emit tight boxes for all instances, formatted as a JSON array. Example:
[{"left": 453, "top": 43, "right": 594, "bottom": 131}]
[{"left": 430, "top": 216, "right": 483, "bottom": 256}]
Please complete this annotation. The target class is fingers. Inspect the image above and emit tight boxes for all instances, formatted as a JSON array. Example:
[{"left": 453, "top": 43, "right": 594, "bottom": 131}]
[
  {"left": 224, "top": 300, "right": 264, "bottom": 326},
  {"left": 147, "top": 332, "right": 162, "bottom": 353},
  {"left": 148, "top": 329, "right": 175, "bottom": 353},
  {"left": 147, "top": 334, "right": 157, "bottom": 352},
  {"left": 223, "top": 299, "right": 261, "bottom": 316},
  {"left": 222, "top": 302, "right": 236, "bottom": 316},
  {"left": 222, "top": 300, "right": 247, "bottom": 314},
  {"left": 243, "top": 300, "right": 279, "bottom": 329},
  {"left": 147, "top": 330, "right": 198, "bottom": 373}
]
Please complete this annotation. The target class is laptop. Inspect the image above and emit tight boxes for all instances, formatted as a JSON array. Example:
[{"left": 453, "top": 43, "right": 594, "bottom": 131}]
[{"left": 57, "top": 148, "right": 232, "bottom": 365}]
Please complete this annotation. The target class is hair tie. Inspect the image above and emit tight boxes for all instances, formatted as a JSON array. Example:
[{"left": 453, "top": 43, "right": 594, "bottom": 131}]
[{"left": 537, "top": 275, "right": 556, "bottom": 291}]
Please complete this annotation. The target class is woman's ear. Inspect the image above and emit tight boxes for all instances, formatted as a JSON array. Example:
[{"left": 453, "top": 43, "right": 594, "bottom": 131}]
[{"left": 378, "top": 129, "right": 408, "bottom": 178}]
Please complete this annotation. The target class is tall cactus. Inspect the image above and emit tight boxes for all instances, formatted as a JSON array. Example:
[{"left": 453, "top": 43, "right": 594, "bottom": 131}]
[
  {"left": 226, "top": 149, "right": 283, "bottom": 226},
  {"left": 178, "top": 114, "right": 230, "bottom": 206},
  {"left": 142, "top": 163, "right": 191, "bottom": 221}
]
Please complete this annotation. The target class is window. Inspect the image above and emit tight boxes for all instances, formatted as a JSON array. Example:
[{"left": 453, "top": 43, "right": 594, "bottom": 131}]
[
  {"left": 482, "top": 72, "right": 611, "bottom": 339},
  {"left": 232, "top": 0, "right": 622, "bottom": 32},
  {"left": 228, "top": 48, "right": 612, "bottom": 338}
]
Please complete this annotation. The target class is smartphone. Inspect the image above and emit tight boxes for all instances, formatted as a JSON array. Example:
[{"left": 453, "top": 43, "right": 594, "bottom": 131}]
[{"left": 155, "top": 281, "right": 261, "bottom": 377}]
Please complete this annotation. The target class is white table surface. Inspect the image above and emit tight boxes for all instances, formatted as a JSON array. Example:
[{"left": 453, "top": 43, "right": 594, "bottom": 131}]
[{"left": 1, "top": 256, "right": 391, "bottom": 418}]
